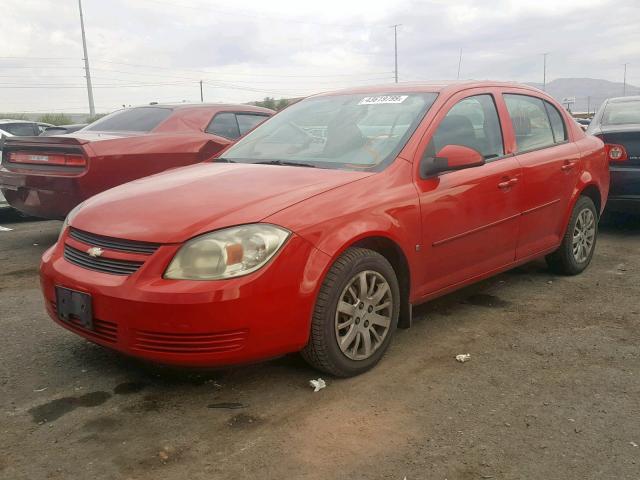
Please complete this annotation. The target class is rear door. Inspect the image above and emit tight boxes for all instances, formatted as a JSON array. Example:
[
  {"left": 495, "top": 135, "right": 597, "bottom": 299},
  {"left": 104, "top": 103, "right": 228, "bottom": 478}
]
[
  {"left": 501, "top": 92, "right": 581, "bottom": 259},
  {"left": 413, "top": 89, "right": 523, "bottom": 297}
]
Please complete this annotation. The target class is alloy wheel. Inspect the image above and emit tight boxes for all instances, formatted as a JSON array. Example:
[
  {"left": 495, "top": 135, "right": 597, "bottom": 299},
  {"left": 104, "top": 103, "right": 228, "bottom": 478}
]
[
  {"left": 572, "top": 208, "right": 596, "bottom": 263},
  {"left": 334, "top": 270, "right": 393, "bottom": 361}
]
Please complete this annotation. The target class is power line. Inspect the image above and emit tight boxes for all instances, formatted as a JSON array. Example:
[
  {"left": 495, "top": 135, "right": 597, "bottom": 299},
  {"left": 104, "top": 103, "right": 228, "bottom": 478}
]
[
  {"left": 0, "top": 81, "right": 194, "bottom": 88},
  {"left": 0, "top": 57, "right": 392, "bottom": 80},
  {"left": 93, "top": 59, "right": 392, "bottom": 78},
  {"left": 137, "top": 0, "right": 387, "bottom": 29}
]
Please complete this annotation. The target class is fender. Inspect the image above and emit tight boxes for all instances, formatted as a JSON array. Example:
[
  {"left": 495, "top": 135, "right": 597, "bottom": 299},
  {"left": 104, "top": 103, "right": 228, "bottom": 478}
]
[
  {"left": 266, "top": 159, "right": 422, "bottom": 329},
  {"left": 560, "top": 173, "right": 601, "bottom": 239}
]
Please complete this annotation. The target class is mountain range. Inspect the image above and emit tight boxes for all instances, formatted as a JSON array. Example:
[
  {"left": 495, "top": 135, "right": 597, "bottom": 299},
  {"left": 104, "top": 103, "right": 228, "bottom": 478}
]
[{"left": 527, "top": 78, "right": 639, "bottom": 114}]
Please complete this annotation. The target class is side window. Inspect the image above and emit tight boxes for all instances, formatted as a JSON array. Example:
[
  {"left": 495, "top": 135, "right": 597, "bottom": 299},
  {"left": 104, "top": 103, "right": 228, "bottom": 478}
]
[
  {"left": 236, "top": 114, "right": 269, "bottom": 136},
  {"left": 544, "top": 101, "right": 568, "bottom": 143},
  {"left": 431, "top": 94, "right": 504, "bottom": 160},
  {"left": 206, "top": 112, "right": 240, "bottom": 139},
  {"left": 503, "top": 94, "right": 555, "bottom": 152}
]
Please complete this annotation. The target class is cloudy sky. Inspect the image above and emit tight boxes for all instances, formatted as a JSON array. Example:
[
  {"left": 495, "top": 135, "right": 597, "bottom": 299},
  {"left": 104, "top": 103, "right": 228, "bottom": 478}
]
[{"left": 1, "top": 0, "right": 639, "bottom": 114}]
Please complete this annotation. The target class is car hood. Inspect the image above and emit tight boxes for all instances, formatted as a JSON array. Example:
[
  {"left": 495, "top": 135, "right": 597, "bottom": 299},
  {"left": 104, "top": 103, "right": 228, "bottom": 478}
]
[{"left": 71, "top": 162, "right": 373, "bottom": 243}]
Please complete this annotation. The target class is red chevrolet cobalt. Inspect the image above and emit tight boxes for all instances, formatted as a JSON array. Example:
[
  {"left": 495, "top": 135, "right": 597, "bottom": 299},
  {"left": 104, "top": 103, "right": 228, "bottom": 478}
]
[{"left": 40, "top": 82, "right": 609, "bottom": 377}]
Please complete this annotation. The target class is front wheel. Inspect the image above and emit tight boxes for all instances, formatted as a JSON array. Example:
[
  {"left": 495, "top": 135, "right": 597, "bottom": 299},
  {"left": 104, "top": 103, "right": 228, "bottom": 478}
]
[
  {"left": 301, "top": 248, "right": 400, "bottom": 377},
  {"left": 546, "top": 196, "right": 598, "bottom": 275}
]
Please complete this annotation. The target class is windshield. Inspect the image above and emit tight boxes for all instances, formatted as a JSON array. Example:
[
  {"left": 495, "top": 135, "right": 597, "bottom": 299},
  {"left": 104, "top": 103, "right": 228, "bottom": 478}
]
[
  {"left": 84, "top": 106, "right": 172, "bottom": 132},
  {"left": 602, "top": 100, "right": 640, "bottom": 126},
  {"left": 222, "top": 92, "right": 438, "bottom": 170}
]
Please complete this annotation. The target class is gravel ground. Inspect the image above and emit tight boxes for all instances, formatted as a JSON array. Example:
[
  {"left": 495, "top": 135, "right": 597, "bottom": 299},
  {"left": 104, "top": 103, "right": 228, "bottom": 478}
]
[{"left": 0, "top": 210, "right": 638, "bottom": 480}]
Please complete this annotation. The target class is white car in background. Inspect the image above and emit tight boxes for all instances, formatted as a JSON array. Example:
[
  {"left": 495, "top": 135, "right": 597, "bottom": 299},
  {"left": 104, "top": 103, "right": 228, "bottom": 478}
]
[{"left": 0, "top": 119, "right": 50, "bottom": 136}]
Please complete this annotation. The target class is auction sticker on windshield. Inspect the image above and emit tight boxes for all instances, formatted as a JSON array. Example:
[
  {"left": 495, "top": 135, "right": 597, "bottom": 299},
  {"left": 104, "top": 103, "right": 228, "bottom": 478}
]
[{"left": 358, "top": 95, "right": 408, "bottom": 105}]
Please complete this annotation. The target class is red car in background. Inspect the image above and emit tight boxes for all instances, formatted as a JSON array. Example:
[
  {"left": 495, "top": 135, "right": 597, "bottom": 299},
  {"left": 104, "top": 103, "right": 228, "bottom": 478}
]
[
  {"left": 0, "top": 104, "right": 273, "bottom": 219},
  {"left": 40, "top": 82, "right": 609, "bottom": 377}
]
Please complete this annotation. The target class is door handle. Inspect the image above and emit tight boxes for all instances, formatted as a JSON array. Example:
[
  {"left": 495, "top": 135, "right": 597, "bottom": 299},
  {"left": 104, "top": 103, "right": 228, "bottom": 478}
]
[
  {"left": 561, "top": 161, "right": 577, "bottom": 171},
  {"left": 498, "top": 178, "right": 518, "bottom": 189}
]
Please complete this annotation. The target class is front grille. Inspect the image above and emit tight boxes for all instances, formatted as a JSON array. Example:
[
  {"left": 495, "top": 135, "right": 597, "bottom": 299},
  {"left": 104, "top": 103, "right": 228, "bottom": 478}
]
[
  {"left": 51, "top": 301, "right": 118, "bottom": 343},
  {"left": 69, "top": 228, "right": 160, "bottom": 255},
  {"left": 64, "top": 244, "right": 143, "bottom": 275},
  {"left": 132, "top": 329, "right": 248, "bottom": 354}
]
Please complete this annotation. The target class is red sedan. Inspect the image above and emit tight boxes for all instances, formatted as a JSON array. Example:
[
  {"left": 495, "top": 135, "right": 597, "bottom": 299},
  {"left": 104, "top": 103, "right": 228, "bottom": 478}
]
[
  {"left": 0, "top": 104, "right": 273, "bottom": 219},
  {"left": 40, "top": 82, "right": 609, "bottom": 377}
]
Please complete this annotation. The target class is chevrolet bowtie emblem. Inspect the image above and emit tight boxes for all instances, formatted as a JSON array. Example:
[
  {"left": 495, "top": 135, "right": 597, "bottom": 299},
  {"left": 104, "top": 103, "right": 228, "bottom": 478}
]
[{"left": 87, "top": 247, "right": 104, "bottom": 257}]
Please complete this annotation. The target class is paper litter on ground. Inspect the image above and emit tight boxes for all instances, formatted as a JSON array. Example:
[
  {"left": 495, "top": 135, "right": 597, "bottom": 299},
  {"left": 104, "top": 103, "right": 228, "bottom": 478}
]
[{"left": 309, "top": 378, "right": 326, "bottom": 392}]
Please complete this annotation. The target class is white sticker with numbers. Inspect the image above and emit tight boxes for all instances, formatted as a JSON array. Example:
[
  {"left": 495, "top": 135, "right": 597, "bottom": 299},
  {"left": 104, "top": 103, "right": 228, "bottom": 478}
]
[{"left": 358, "top": 95, "right": 408, "bottom": 105}]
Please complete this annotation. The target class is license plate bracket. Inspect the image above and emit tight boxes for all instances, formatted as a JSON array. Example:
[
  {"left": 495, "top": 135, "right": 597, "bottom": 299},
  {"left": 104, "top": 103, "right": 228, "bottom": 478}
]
[{"left": 55, "top": 287, "right": 93, "bottom": 330}]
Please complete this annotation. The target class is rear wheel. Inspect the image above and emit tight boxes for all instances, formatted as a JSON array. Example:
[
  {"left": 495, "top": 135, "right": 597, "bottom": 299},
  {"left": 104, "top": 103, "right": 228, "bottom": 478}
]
[
  {"left": 546, "top": 196, "right": 598, "bottom": 275},
  {"left": 301, "top": 248, "right": 400, "bottom": 377}
]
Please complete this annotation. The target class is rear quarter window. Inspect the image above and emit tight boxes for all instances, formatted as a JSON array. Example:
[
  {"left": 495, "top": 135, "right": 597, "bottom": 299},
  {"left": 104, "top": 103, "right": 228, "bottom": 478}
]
[
  {"left": 236, "top": 114, "right": 269, "bottom": 135},
  {"left": 206, "top": 112, "right": 241, "bottom": 139},
  {"left": 85, "top": 107, "right": 173, "bottom": 132}
]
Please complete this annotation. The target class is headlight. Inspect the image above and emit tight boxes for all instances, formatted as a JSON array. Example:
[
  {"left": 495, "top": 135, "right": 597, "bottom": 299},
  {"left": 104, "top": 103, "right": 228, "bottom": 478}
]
[
  {"left": 58, "top": 216, "right": 69, "bottom": 241},
  {"left": 59, "top": 202, "right": 84, "bottom": 241},
  {"left": 164, "top": 224, "right": 290, "bottom": 280}
]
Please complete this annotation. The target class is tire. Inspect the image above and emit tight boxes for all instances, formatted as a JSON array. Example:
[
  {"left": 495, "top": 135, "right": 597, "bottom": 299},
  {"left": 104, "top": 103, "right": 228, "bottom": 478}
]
[
  {"left": 301, "top": 247, "right": 400, "bottom": 377},
  {"left": 546, "top": 196, "right": 598, "bottom": 275}
]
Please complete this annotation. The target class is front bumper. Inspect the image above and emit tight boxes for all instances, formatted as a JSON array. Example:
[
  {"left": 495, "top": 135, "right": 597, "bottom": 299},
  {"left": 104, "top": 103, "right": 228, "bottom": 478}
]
[
  {"left": 608, "top": 166, "right": 640, "bottom": 213},
  {"left": 40, "top": 232, "right": 330, "bottom": 367}
]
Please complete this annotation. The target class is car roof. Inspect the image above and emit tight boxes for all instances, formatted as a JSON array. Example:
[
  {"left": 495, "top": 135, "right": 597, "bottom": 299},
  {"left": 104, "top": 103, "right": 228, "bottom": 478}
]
[
  {"left": 0, "top": 119, "right": 37, "bottom": 125},
  {"left": 314, "top": 80, "right": 545, "bottom": 97},
  {"left": 605, "top": 95, "right": 640, "bottom": 103},
  {"left": 137, "top": 103, "right": 274, "bottom": 114}
]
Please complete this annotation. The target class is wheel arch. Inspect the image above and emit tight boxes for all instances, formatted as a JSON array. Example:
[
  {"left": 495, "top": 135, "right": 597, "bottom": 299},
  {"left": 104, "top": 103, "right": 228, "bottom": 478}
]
[
  {"left": 346, "top": 235, "right": 413, "bottom": 329},
  {"left": 560, "top": 178, "right": 602, "bottom": 240},
  {"left": 579, "top": 183, "right": 602, "bottom": 216}
]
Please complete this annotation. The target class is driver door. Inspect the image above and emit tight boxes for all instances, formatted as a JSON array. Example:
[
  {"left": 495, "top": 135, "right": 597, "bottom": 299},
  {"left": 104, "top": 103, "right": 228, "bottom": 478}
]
[{"left": 413, "top": 91, "right": 523, "bottom": 298}]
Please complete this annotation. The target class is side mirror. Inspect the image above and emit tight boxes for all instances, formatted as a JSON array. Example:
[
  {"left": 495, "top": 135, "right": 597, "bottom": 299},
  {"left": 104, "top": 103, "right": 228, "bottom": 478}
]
[{"left": 419, "top": 144, "right": 485, "bottom": 178}]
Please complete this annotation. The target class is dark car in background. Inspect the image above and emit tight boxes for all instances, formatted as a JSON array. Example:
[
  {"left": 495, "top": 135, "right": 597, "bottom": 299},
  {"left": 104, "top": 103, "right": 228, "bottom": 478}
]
[
  {"left": 41, "top": 124, "right": 88, "bottom": 136},
  {"left": 574, "top": 117, "right": 591, "bottom": 131},
  {"left": 587, "top": 96, "right": 640, "bottom": 213},
  {"left": 0, "top": 104, "right": 273, "bottom": 219}
]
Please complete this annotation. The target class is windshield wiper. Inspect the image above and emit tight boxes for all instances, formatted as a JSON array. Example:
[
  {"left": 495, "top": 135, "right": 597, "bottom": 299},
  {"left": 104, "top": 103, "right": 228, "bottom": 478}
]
[
  {"left": 253, "top": 160, "right": 316, "bottom": 168},
  {"left": 215, "top": 157, "right": 237, "bottom": 163}
]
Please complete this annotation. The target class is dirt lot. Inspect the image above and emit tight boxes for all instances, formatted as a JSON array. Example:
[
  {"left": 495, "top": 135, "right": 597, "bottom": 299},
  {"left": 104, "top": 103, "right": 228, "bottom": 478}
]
[{"left": 0, "top": 209, "right": 638, "bottom": 480}]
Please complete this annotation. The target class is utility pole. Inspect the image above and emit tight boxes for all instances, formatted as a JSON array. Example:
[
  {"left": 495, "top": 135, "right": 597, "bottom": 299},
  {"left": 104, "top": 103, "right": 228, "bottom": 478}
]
[
  {"left": 78, "top": 0, "right": 95, "bottom": 117},
  {"left": 391, "top": 24, "right": 401, "bottom": 83},
  {"left": 587, "top": 96, "right": 591, "bottom": 115},
  {"left": 542, "top": 53, "right": 549, "bottom": 91},
  {"left": 200, "top": 80, "right": 204, "bottom": 102},
  {"left": 623, "top": 63, "right": 628, "bottom": 96},
  {"left": 457, "top": 48, "right": 463, "bottom": 80}
]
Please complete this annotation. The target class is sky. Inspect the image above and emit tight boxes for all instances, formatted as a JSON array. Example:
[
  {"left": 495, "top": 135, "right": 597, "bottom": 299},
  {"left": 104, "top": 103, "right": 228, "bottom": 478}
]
[{"left": 1, "top": 0, "right": 639, "bottom": 114}]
